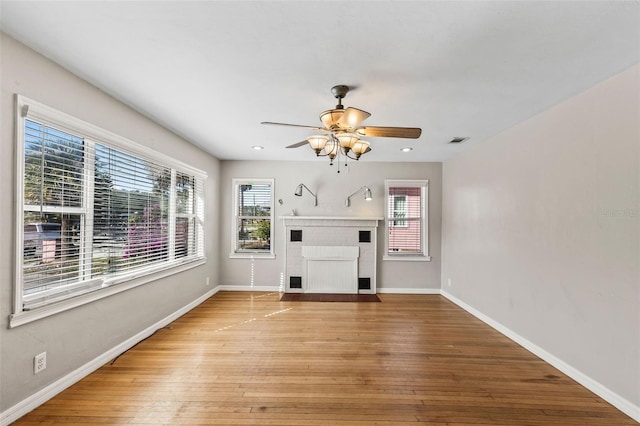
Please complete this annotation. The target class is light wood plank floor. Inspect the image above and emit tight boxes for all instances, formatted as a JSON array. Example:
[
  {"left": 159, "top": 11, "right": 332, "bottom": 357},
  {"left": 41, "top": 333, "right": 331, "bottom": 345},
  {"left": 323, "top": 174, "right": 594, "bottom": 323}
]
[{"left": 15, "top": 292, "right": 636, "bottom": 425}]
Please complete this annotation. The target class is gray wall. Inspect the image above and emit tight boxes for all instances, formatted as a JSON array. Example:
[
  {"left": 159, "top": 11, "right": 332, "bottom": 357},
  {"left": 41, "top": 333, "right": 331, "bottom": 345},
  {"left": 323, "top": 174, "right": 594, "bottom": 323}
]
[
  {"left": 0, "top": 34, "right": 221, "bottom": 411},
  {"left": 441, "top": 65, "right": 639, "bottom": 406},
  {"left": 219, "top": 161, "right": 442, "bottom": 292}
]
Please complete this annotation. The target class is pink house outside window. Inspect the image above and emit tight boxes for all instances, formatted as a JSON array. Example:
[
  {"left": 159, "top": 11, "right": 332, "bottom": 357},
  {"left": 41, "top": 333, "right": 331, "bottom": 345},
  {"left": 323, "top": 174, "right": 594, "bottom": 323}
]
[{"left": 388, "top": 187, "right": 422, "bottom": 253}]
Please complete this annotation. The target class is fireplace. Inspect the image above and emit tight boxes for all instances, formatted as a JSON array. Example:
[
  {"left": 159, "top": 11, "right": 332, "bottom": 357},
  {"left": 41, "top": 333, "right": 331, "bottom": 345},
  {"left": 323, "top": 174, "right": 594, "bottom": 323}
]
[{"left": 282, "top": 217, "right": 382, "bottom": 294}]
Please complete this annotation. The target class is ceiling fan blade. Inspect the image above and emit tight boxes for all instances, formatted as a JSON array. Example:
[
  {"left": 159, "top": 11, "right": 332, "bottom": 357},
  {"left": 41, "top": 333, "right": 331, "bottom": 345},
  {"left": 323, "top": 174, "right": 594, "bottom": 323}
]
[
  {"left": 355, "top": 126, "right": 422, "bottom": 139},
  {"left": 286, "top": 140, "right": 309, "bottom": 149},
  {"left": 336, "top": 107, "right": 371, "bottom": 129},
  {"left": 261, "top": 121, "right": 325, "bottom": 131}
]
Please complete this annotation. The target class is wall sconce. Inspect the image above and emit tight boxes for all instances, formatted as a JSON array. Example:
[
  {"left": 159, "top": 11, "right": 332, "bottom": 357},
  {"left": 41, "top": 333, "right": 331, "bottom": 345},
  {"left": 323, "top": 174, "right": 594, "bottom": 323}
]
[
  {"left": 345, "top": 186, "right": 372, "bottom": 207},
  {"left": 294, "top": 183, "right": 318, "bottom": 206}
]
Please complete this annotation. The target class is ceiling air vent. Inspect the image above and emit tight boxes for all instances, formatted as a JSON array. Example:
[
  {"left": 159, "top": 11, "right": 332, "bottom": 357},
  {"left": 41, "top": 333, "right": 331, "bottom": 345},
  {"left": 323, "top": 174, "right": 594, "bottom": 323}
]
[{"left": 449, "top": 137, "right": 469, "bottom": 144}]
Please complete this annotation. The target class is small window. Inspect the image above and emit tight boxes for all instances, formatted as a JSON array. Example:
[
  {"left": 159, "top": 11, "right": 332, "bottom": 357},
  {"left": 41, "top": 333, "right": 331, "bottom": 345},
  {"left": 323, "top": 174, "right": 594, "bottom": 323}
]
[
  {"left": 231, "top": 179, "right": 274, "bottom": 258},
  {"left": 384, "top": 179, "right": 430, "bottom": 260}
]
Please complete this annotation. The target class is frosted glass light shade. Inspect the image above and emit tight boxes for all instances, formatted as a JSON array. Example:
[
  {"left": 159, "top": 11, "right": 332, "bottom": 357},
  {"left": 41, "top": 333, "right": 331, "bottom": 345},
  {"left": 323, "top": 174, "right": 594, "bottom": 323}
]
[
  {"left": 351, "top": 140, "right": 370, "bottom": 158},
  {"left": 336, "top": 132, "right": 359, "bottom": 150},
  {"left": 323, "top": 140, "right": 339, "bottom": 159},
  {"left": 307, "top": 135, "right": 329, "bottom": 154},
  {"left": 320, "top": 109, "right": 344, "bottom": 128}
]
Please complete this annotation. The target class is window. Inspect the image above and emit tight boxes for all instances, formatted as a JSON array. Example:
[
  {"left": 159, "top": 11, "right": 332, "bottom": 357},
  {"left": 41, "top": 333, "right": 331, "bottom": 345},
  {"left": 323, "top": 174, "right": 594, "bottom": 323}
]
[
  {"left": 14, "top": 95, "right": 206, "bottom": 325},
  {"left": 392, "top": 195, "right": 408, "bottom": 227},
  {"left": 230, "top": 179, "right": 274, "bottom": 258},
  {"left": 384, "top": 179, "right": 430, "bottom": 261}
]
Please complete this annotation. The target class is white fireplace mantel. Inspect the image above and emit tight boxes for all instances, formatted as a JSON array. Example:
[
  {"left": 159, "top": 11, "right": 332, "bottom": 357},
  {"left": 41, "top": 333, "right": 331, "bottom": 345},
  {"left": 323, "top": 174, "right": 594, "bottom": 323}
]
[
  {"left": 282, "top": 216, "right": 382, "bottom": 294},
  {"left": 282, "top": 216, "right": 383, "bottom": 227}
]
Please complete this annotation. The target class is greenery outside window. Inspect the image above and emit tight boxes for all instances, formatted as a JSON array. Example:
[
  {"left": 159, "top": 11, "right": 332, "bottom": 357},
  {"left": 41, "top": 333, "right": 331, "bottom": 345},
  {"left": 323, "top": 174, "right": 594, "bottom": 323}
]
[
  {"left": 230, "top": 179, "right": 274, "bottom": 258},
  {"left": 13, "top": 95, "right": 206, "bottom": 326}
]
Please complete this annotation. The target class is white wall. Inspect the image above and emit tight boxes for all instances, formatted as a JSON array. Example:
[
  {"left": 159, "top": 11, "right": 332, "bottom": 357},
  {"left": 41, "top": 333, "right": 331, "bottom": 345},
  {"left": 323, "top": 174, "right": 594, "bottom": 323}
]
[
  {"left": 219, "top": 161, "right": 442, "bottom": 292},
  {"left": 0, "top": 33, "right": 221, "bottom": 412},
  {"left": 442, "top": 65, "right": 639, "bottom": 409}
]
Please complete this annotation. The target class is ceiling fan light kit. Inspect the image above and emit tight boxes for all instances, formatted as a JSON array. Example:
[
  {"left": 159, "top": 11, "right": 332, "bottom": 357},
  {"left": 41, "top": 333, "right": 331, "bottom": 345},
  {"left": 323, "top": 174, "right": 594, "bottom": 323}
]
[
  {"left": 320, "top": 109, "right": 344, "bottom": 128},
  {"left": 262, "top": 85, "right": 422, "bottom": 171},
  {"left": 307, "top": 135, "right": 329, "bottom": 154}
]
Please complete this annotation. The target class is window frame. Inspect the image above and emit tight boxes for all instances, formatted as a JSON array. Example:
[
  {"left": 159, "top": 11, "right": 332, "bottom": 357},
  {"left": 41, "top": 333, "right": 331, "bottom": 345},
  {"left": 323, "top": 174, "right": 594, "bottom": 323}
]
[
  {"left": 229, "top": 178, "right": 275, "bottom": 259},
  {"left": 12, "top": 95, "right": 207, "bottom": 327},
  {"left": 383, "top": 179, "right": 431, "bottom": 262}
]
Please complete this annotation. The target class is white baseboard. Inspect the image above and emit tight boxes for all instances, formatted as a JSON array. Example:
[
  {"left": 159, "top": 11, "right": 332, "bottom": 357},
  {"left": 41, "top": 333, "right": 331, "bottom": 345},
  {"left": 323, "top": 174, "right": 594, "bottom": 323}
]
[
  {"left": 377, "top": 287, "right": 441, "bottom": 294},
  {"left": 218, "top": 285, "right": 283, "bottom": 292},
  {"left": 0, "top": 287, "right": 220, "bottom": 426},
  {"left": 218, "top": 285, "right": 441, "bottom": 295},
  {"left": 440, "top": 290, "right": 640, "bottom": 423},
  {"left": 218, "top": 286, "right": 441, "bottom": 295}
]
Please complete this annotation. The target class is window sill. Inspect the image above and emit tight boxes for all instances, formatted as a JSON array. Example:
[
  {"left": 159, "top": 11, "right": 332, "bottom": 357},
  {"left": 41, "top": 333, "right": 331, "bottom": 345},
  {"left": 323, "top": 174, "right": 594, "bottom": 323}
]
[
  {"left": 10, "top": 258, "right": 206, "bottom": 328},
  {"left": 229, "top": 253, "right": 276, "bottom": 259},
  {"left": 383, "top": 255, "right": 432, "bottom": 262}
]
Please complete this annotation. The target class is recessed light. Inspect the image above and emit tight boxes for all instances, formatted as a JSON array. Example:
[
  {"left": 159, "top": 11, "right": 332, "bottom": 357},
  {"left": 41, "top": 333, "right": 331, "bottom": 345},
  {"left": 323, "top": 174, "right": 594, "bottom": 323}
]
[
  {"left": 252, "top": 145, "right": 264, "bottom": 150},
  {"left": 400, "top": 147, "right": 413, "bottom": 152}
]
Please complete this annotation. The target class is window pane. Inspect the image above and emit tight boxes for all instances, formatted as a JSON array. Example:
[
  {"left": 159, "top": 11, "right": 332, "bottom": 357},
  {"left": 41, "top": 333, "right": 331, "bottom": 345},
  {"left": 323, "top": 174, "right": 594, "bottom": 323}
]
[
  {"left": 388, "top": 186, "right": 422, "bottom": 254},
  {"left": 176, "top": 172, "right": 194, "bottom": 215},
  {"left": 234, "top": 181, "right": 272, "bottom": 254},
  {"left": 238, "top": 184, "right": 271, "bottom": 217},
  {"left": 389, "top": 218, "right": 422, "bottom": 253},
  {"left": 236, "top": 218, "right": 271, "bottom": 251},
  {"left": 23, "top": 212, "right": 82, "bottom": 295},
  {"left": 176, "top": 217, "right": 195, "bottom": 258},
  {"left": 24, "top": 120, "right": 84, "bottom": 207},
  {"left": 392, "top": 195, "right": 408, "bottom": 227},
  {"left": 93, "top": 145, "right": 170, "bottom": 276}
]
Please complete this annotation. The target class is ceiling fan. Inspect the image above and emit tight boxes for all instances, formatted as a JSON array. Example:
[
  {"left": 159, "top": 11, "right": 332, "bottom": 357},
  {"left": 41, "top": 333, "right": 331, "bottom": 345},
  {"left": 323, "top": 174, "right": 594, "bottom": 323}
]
[{"left": 261, "top": 85, "right": 421, "bottom": 162}]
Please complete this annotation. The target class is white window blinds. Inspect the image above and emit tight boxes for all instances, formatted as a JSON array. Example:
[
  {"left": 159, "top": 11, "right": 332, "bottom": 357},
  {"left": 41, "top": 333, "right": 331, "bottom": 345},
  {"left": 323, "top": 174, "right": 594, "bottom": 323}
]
[
  {"left": 17, "top": 96, "right": 206, "bottom": 311},
  {"left": 385, "top": 180, "right": 429, "bottom": 258},
  {"left": 23, "top": 120, "right": 86, "bottom": 294},
  {"left": 232, "top": 180, "right": 273, "bottom": 255}
]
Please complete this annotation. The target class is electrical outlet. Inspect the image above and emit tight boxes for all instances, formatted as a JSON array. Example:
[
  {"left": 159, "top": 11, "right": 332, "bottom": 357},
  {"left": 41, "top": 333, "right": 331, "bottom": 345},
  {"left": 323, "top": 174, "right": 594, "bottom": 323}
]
[
  {"left": 206, "top": 276, "right": 210, "bottom": 286},
  {"left": 34, "top": 352, "right": 46, "bottom": 374},
  {"left": 447, "top": 278, "right": 452, "bottom": 287}
]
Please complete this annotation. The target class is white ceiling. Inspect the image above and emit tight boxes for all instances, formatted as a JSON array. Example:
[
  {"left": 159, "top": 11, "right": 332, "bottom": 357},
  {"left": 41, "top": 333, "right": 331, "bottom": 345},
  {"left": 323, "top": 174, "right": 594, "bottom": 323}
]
[{"left": 1, "top": 1, "right": 638, "bottom": 162}]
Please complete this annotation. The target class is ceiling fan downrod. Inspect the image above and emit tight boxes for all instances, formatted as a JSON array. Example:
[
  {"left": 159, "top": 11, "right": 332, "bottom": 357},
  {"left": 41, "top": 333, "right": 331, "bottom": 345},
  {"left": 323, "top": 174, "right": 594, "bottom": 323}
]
[{"left": 331, "top": 85, "right": 350, "bottom": 109}]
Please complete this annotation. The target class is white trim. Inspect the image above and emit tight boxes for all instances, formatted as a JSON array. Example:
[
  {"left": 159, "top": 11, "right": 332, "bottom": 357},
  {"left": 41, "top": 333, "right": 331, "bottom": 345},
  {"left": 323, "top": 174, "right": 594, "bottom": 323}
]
[
  {"left": 229, "top": 253, "right": 276, "bottom": 259},
  {"left": 10, "top": 259, "right": 206, "bottom": 328},
  {"left": 440, "top": 290, "right": 640, "bottom": 423},
  {"left": 0, "top": 286, "right": 220, "bottom": 426},
  {"left": 218, "top": 285, "right": 282, "bottom": 292},
  {"left": 14, "top": 95, "right": 26, "bottom": 315},
  {"left": 230, "top": 178, "right": 275, "bottom": 258},
  {"left": 169, "top": 169, "right": 177, "bottom": 260},
  {"left": 377, "top": 287, "right": 441, "bottom": 294},
  {"left": 280, "top": 216, "right": 384, "bottom": 221},
  {"left": 383, "top": 255, "right": 432, "bottom": 262},
  {"left": 384, "top": 179, "right": 430, "bottom": 259}
]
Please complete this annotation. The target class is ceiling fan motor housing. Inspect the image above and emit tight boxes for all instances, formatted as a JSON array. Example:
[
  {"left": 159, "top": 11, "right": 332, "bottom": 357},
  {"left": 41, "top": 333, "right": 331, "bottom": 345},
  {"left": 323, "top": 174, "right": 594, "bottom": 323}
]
[{"left": 331, "top": 85, "right": 350, "bottom": 100}]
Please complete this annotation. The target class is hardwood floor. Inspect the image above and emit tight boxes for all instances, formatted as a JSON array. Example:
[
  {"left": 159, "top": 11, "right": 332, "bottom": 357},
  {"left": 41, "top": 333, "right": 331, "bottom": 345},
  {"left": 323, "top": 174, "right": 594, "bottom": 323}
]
[{"left": 14, "top": 292, "right": 636, "bottom": 425}]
